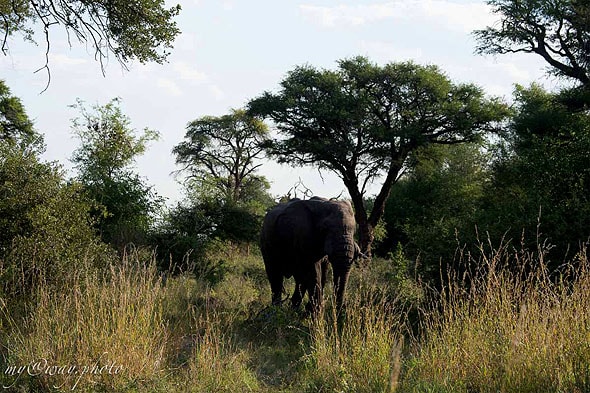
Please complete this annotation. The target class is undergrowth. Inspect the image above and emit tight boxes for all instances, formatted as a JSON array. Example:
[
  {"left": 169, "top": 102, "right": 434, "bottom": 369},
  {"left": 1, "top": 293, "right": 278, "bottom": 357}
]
[{"left": 1, "top": 239, "right": 589, "bottom": 392}]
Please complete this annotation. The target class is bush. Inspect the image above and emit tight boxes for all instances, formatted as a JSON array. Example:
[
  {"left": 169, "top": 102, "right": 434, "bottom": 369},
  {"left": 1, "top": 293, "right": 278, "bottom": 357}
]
[{"left": 0, "top": 144, "right": 114, "bottom": 299}]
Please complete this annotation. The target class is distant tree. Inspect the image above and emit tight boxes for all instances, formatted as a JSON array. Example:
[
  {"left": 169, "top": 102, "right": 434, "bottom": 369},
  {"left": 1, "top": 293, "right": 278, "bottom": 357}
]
[
  {"left": 0, "top": 0, "right": 181, "bottom": 87},
  {"left": 173, "top": 109, "right": 269, "bottom": 205},
  {"left": 70, "top": 98, "right": 162, "bottom": 248},
  {"left": 0, "top": 79, "right": 42, "bottom": 151},
  {"left": 167, "top": 109, "right": 272, "bottom": 257},
  {"left": 474, "top": 0, "right": 590, "bottom": 87},
  {"left": 248, "top": 56, "right": 509, "bottom": 254}
]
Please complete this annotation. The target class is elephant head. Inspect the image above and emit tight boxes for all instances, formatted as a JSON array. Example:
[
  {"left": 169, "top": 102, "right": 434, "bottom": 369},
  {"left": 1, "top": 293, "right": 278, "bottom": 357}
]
[{"left": 260, "top": 196, "right": 359, "bottom": 313}]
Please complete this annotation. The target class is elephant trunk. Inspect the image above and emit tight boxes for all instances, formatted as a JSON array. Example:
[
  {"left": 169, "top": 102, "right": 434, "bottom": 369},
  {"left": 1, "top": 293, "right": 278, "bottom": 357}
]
[
  {"left": 332, "top": 262, "right": 351, "bottom": 311},
  {"left": 329, "top": 233, "right": 355, "bottom": 311}
]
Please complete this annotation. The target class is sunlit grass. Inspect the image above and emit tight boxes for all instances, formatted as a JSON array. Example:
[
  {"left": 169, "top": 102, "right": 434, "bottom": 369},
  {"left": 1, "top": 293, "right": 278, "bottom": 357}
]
[
  {"left": 5, "top": 250, "right": 168, "bottom": 391},
  {"left": 402, "top": 242, "right": 590, "bottom": 393},
  {"left": 2, "top": 239, "right": 590, "bottom": 392}
]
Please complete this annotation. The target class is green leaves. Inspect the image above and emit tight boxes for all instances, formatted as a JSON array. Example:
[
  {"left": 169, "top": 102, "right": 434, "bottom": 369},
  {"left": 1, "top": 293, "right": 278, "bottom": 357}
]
[
  {"left": 0, "top": 0, "right": 180, "bottom": 84},
  {"left": 173, "top": 109, "right": 269, "bottom": 205},
  {"left": 71, "top": 98, "right": 159, "bottom": 181},
  {"left": 474, "top": 0, "right": 590, "bottom": 87},
  {"left": 0, "top": 80, "right": 41, "bottom": 151},
  {"left": 103, "top": 0, "right": 181, "bottom": 64},
  {"left": 70, "top": 98, "right": 162, "bottom": 247},
  {"left": 251, "top": 57, "right": 507, "bottom": 179},
  {"left": 0, "top": 143, "right": 114, "bottom": 298}
]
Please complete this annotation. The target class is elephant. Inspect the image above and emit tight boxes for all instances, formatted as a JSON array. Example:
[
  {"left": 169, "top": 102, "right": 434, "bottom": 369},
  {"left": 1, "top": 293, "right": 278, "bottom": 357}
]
[{"left": 260, "top": 196, "right": 362, "bottom": 313}]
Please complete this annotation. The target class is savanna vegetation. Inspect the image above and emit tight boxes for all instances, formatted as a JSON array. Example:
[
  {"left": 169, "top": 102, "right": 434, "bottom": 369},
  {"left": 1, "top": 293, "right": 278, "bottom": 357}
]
[{"left": 2, "top": 0, "right": 590, "bottom": 391}]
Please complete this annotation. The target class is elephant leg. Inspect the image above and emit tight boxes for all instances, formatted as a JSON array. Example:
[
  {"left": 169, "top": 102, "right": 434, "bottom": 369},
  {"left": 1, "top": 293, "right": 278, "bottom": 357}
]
[
  {"left": 291, "top": 281, "right": 305, "bottom": 309},
  {"left": 305, "top": 262, "right": 324, "bottom": 314},
  {"left": 320, "top": 258, "right": 329, "bottom": 291},
  {"left": 266, "top": 264, "right": 284, "bottom": 306}
]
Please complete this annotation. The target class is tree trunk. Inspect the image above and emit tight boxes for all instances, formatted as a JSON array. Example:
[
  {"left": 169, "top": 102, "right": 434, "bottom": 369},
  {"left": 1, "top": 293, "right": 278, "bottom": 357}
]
[
  {"left": 343, "top": 172, "right": 374, "bottom": 256},
  {"left": 343, "top": 155, "right": 407, "bottom": 257}
]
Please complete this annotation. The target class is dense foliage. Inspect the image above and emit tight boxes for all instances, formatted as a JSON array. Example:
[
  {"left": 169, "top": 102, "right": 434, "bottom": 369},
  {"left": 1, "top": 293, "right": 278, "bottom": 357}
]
[{"left": 0, "top": 141, "right": 113, "bottom": 300}]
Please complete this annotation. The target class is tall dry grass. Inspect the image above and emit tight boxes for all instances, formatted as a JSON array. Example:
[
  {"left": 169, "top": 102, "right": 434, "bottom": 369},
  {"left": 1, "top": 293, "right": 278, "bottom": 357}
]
[
  {"left": 5, "top": 249, "right": 168, "bottom": 391},
  {"left": 3, "top": 237, "right": 590, "bottom": 392},
  {"left": 301, "top": 288, "right": 405, "bottom": 393},
  {"left": 2, "top": 244, "right": 263, "bottom": 392},
  {"left": 403, "top": 241, "right": 590, "bottom": 393}
]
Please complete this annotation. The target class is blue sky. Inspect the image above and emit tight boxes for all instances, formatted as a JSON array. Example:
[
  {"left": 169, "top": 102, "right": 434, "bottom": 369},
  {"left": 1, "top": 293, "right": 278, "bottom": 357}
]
[{"left": 0, "top": 0, "right": 553, "bottom": 205}]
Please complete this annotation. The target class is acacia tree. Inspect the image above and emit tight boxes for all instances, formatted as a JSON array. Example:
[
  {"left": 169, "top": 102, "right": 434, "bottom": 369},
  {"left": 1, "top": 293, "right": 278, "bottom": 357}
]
[
  {"left": 474, "top": 0, "right": 590, "bottom": 87},
  {"left": 173, "top": 109, "right": 269, "bottom": 205},
  {"left": 0, "top": 0, "right": 181, "bottom": 86},
  {"left": 248, "top": 57, "right": 509, "bottom": 254}
]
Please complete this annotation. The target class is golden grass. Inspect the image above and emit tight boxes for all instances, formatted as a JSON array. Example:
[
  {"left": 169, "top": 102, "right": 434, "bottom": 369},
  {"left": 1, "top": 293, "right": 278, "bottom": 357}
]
[
  {"left": 2, "top": 239, "right": 590, "bottom": 392},
  {"left": 403, "top": 243, "right": 590, "bottom": 393},
  {"left": 6, "top": 251, "right": 168, "bottom": 391},
  {"left": 301, "top": 290, "right": 405, "bottom": 393}
]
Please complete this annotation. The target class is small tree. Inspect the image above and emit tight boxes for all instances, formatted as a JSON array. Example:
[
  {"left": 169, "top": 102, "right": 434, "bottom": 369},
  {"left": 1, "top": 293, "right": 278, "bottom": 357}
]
[
  {"left": 170, "top": 108, "right": 272, "bottom": 252},
  {"left": 71, "top": 98, "right": 161, "bottom": 248},
  {"left": 0, "top": 144, "right": 114, "bottom": 298},
  {"left": 248, "top": 57, "right": 509, "bottom": 254},
  {"left": 0, "top": 88, "right": 113, "bottom": 297}
]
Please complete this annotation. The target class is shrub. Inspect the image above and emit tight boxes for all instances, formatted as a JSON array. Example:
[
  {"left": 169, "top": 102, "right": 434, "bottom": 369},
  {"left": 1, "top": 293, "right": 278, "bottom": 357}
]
[{"left": 0, "top": 144, "right": 114, "bottom": 299}]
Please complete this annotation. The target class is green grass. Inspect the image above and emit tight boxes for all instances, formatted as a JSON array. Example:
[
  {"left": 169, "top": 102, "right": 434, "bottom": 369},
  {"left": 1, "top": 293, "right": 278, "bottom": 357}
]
[{"left": 1, "top": 240, "right": 590, "bottom": 392}]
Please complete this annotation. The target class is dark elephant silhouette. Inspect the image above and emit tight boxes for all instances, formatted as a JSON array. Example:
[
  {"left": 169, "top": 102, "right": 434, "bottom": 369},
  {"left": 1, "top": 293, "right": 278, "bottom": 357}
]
[{"left": 260, "top": 196, "right": 361, "bottom": 313}]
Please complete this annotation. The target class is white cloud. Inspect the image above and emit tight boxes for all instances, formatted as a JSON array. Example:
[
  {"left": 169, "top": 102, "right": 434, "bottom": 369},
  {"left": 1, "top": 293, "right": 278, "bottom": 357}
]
[
  {"left": 50, "top": 53, "right": 88, "bottom": 67},
  {"left": 299, "top": 3, "right": 397, "bottom": 27},
  {"left": 172, "top": 61, "right": 209, "bottom": 83},
  {"left": 208, "top": 84, "right": 225, "bottom": 101},
  {"left": 299, "top": 1, "right": 496, "bottom": 33},
  {"left": 360, "top": 40, "right": 424, "bottom": 62},
  {"left": 157, "top": 78, "right": 183, "bottom": 96},
  {"left": 489, "top": 61, "right": 534, "bottom": 82}
]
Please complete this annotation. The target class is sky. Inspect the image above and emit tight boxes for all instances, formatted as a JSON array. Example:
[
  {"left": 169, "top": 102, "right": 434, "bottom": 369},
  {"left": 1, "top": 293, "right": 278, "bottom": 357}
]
[{"left": 0, "top": 0, "right": 555, "bottom": 206}]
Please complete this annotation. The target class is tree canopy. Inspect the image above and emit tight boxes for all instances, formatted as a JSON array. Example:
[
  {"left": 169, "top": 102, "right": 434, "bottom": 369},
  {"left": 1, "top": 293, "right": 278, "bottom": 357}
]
[
  {"left": 474, "top": 0, "right": 590, "bottom": 87},
  {"left": 0, "top": 0, "right": 181, "bottom": 81},
  {"left": 248, "top": 56, "right": 509, "bottom": 253},
  {"left": 173, "top": 109, "right": 269, "bottom": 205}
]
